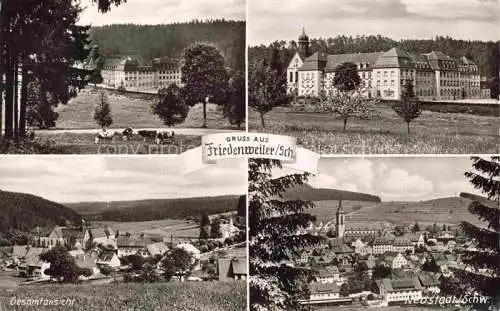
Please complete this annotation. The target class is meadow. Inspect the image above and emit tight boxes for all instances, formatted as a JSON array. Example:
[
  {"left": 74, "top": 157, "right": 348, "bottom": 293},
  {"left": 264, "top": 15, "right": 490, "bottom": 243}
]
[
  {"left": 24, "top": 132, "right": 202, "bottom": 155},
  {"left": 0, "top": 281, "right": 246, "bottom": 311},
  {"left": 55, "top": 89, "right": 237, "bottom": 130},
  {"left": 248, "top": 104, "right": 499, "bottom": 154}
]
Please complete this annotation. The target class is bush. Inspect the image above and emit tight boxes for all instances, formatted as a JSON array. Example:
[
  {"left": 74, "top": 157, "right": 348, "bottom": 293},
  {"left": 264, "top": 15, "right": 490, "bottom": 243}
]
[{"left": 100, "top": 265, "right": 113, "bottom": 275}]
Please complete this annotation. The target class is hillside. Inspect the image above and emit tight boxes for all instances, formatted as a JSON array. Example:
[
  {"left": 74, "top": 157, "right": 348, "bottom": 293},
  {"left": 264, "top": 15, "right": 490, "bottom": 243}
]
[
  {"left": 89, "top": 20, "right": 245, "bottom": 71},
  {"left": 0, "top": 190, "right": 82, "bottom": 233},
  {"left": 283, "top": 184, "right": 381, "bottom": 203},
  {"left": 347, "top": 196, "right": 478, "bottom": 225},
  {"left": 65, "top": 195, "right": 243, "bottom": 222}
]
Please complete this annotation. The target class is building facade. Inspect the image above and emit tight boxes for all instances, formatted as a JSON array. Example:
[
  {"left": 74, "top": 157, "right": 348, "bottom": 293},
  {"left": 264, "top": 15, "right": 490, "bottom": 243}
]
[
  {"left": 101, "top": 56, "right": 182, "bottom": 92},
  {"left": 287, "top": 30, "right": 481, "bottom": 101}
]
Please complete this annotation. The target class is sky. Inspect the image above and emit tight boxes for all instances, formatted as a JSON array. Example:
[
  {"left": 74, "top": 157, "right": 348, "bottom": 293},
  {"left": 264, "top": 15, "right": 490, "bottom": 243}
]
[
  {"left": 0, "top": 156, "right": 246, "bottom": 203},
  {"left": 77, "top": 0, "right": 246, "bottom": 26},
  {"left": 249, "top": 0, "right": 500, "bottom": 45},
  {"left": 304, "top": 156, "right": 485, "bottom": 202}
]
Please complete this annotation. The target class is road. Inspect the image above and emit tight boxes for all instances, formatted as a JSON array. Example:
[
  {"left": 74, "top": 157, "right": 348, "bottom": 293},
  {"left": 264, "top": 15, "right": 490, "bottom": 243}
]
[{"left": 34, "top": 127, "right": 240, "bottom": 136}]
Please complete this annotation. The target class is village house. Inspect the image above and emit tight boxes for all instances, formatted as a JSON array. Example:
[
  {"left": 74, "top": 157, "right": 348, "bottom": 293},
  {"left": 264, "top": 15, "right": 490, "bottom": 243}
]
[
  {"left": 146, "top": 242, "right": 169, "bottom": 257},
  {"left": 96, "top": 251, "right": 121, "bottom": 270},
  {"left": 218, "top": 257, "right": 247, "bottom": 281},
  {"left": 315, "top": 265, "right": 341, "bottom": 284},
  {"left": 116, "top": 235, "right": 152, "bottom": 258},
  {"left": 418, "top": 274, "right": 441, "bottom": 294},
  {"left": 309, "top": 282, "right": 341, "bottom": 302},
  {"left": 219, "top": 218, "right": 240, "bottom": 239},
  {"left": 20, "top": 247, "right": 50, "bottom": 279},
  {"left": 378, "top": 278, "right": 423, "bottom": 303},
  {"left": 38, "top": 226, "right": 90, "bottom": 250}
]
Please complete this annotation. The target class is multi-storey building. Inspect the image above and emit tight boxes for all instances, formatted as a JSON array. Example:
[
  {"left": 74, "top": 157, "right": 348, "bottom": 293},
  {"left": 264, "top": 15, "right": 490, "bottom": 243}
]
[
  {"left": 287, "top": 30, "right": 481, "bottom": 101},
  {"left": 101, "top": 56, "right": 182, "bottom": 92}
]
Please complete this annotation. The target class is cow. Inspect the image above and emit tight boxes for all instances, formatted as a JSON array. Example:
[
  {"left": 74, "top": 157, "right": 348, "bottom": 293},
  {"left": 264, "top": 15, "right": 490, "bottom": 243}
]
[
  {"left": 137, "top": 130, "right": 157, "bottom": 142},
  {"left": 122, "top": 127, "right": 134, "bottom": 141},
  {"left": 155, "top": 130, "right": 175, "bottom": 145},
  {"left": 95, "top": 129, "right": 117, "bottom": 144}
]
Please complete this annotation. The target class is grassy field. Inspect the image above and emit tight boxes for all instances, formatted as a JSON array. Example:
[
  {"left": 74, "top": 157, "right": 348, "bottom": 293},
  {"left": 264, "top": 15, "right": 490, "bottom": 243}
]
[
  {"left": 30, "top": 132, "right": 201, "bottom": 154},
  {"left": 55, "top": 89, "right": 238, "bottom": 130},
  {"left": 249, "top": 105, "right": 499, "bottom": 154},
  {"left": 92, "top": 219, "right": 200, "bottom": 239},
  {"left": 0, "top": 281, "right": 246, "bottom": 311}
]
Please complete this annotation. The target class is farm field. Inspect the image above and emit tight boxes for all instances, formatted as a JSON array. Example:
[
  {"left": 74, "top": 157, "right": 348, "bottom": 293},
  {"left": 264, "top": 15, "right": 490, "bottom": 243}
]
[
  {"left": 308, "top": 197, "right": 480, "bottom": 226},
  {"left": 0, "top": 281, "right": 246, "bottom": 311},
  {"left": 55, "top": 89, "right": 240, "bottom": 130},
  {"left": 92, "top": 219, "right": 200, "bottom": 240},
  {"left": 248, "top": 105, "right": 499, "bottom": 154}
]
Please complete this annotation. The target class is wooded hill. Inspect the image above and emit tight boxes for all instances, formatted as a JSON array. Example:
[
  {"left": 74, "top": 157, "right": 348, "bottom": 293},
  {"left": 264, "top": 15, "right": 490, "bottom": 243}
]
[
  {"left": 250, "top": 35, "right": 499, "bottom": 80},
  {"left": 65, "top": 195, "right": 244, "bottom": 222},
  {"left": 283, "top": 184, "right": 381, "bottom": 203},
  {"left": 0, "top": 190, "right": 82, "bottom": 233},
  {"left": 89, "top": 20, "right": 245, "bottom": 72}
]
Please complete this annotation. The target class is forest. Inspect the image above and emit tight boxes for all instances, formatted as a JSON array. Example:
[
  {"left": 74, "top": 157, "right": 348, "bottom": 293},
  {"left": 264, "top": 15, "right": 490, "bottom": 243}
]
[
  {"left": 249, "top": 35, "right": 499, "bottom": 80},
  {"left": 89, "top": 19, "right": 246, "bottom": 72}
]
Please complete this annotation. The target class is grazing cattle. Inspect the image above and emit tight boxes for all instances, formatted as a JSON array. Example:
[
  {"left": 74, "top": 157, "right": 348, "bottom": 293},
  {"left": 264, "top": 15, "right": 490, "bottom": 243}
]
[
  {"left": 155, "top": 130, "right": 175, "bottom": 145},
  {"left": 122, "top": 127, "right": 134, "bottom": 141},
  {"left": 137, "top": 130, "right": 157, "bottom": 142},
  {"left": 95, "top": 129, "right": 116, "bottom": 144}
]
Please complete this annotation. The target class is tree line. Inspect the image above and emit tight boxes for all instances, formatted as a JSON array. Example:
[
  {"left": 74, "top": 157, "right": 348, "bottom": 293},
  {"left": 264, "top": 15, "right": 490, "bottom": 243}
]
[
  {"left": 88, "top": 20, "right": 245, "bottom": 72},
  {"left": 250, "top": 35, "right": 500, "bottom": 97}
]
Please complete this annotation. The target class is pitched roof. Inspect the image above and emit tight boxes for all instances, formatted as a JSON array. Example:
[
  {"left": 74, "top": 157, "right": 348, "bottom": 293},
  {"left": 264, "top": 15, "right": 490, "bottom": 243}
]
[
  {"left": 317, "top": 265, "right": 339, "bottom": 277},
  {"left": 373, "top": 47, "right": 413, "bottom": 68},
  {"left": 231, "top": 257, "right": 247, "bottom": 275},
  {"left": 146, "top": 242, "right": 169, "bottom": 257},
  {"left": 382, "top": 277, "right": 422, "bottom": 292},
  {"left": 324, "top": 52, "right": 383, "bottom": 73},
  {"left": 298, "top": 52, "right": 328, "bottom": 71},
  {"left": 98, "top": 251, "right": 117, "bottom": 262},
  {"left": 418, "top": 274, "right": 440, "bottom": 287},
  {"left": 310, "top": 282, "right": 340, "bottom": 294},
  {"left": 25, "top": 248, "right": 46, "bottom": 267},
  {"left": 12, "top": 245, "right": 30, "bottom": 258},
  {"left": 117, "top": 235, "right": 152, "bottom": 248}
]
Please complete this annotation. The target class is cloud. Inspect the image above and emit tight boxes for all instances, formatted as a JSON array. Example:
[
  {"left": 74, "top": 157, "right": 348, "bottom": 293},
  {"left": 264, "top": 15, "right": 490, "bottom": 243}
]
[
  {"left": 0, "top": 156, "right": 245, "bottom": 203},
  {"left": 249, "top": 0, "right": 499, "bottom": 44},
  {"left": 78, "top": 0, "right": 245, "bottom": 26},
  {"left": 376, "top": 168, "right": 434, "bottom": 200}
]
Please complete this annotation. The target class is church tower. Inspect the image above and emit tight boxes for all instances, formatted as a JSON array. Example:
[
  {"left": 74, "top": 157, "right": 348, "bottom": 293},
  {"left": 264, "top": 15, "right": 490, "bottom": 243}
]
[
  {"left": 336, "top": 200, "right": 345, "bottom": 238},
  {"left": 298, "top": 28, "right": 310, "bottom": 58}
]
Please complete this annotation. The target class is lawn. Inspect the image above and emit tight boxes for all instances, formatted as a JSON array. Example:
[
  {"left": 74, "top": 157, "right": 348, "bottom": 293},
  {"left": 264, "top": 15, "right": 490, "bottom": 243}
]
[
  {"left": 248, "top": 105, "right": 499, "bottom": 154},
  {"left": 0, "top": 281, "right": 246, "bottom": 311},
  {"left": 28, "top": 132, "right": 201, "bottom": 154},
  {"left": 55, "top": 88, "right": 240, "bottom": 130}
]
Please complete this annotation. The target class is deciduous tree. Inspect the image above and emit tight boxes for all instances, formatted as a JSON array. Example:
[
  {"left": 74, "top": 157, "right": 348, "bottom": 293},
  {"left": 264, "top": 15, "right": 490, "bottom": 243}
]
[
  {"left": 318, "top": 90, "right": 377, "bottom": 131},
  {"left": 162, "top": 247, "right": 195, "bottom": 281},
  {"left": 222, "top": 70, "right": 245, "bottom": 128},
  {"left": 152, "top": 84, "right": 189, "bottom": 127},
  {"left": 181, "top": 44, "right": 229, "bottom": 128},
  {"left": 333, "top": 62, "right": 361, "bottom": 91}
]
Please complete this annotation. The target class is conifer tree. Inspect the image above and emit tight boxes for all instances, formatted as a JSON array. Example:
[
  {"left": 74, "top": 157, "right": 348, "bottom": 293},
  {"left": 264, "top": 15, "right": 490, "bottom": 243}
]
[
  {"left": 441, "top": 156, "right": 499, "bottom": 310},
  {"left": 391, "top": 80, "right": 422, "bottom": 134},
  {"left": 249, "top": 159, "right": 323, "bottom": 311},
  {"left": 94, "top": 91, "right": 113, "bottom": 128}
]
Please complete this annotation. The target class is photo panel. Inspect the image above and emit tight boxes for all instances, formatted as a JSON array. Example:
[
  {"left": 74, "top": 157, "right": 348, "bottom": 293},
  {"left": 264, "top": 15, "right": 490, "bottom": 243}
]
[
  {"left": 0, "top": 0, "right": 246, "bottom": 155},
  {"left": 248, "top": 0, "right": 499, "bottom": 154},
  {"left": 248, "top": 155, "right": 499, "bottom": 310},
  {"left": 0, "top": 155, "right": 248, "bottom": 310}
]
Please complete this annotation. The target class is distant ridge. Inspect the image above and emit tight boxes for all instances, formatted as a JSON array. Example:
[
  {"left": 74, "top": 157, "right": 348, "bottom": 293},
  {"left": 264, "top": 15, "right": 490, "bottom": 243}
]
[
  {"left": 282, "top": 184, "right": 381, "bottom": 203},
  {"left": 0, "top": 190, "right": 82, "bottom": 233},
  {"left": 65, "top": 195, "right": 243, "bottom": 222}
]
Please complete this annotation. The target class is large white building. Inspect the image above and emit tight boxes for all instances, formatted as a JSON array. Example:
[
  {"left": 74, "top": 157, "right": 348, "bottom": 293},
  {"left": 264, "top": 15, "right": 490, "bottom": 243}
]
[
  {"left": 101, "top": 56, "right": 182, "bottom": 92},
  {"left": 287, "top": 30, "right": 481, "bottom": 101}
]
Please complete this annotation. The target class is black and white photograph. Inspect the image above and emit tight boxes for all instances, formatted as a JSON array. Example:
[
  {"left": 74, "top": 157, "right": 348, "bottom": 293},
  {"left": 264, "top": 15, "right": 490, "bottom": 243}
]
[
  {"left": 0, "top": 156, "right": 247, "bottom": 310},
  {"left": 248, "top": 0, "right": 499, "bottom": 154},
  {"left": 249, "top": 156, "right": 499, "bottom": 310},
  {"left": 0, "top": 0, "right": 246, "bottom": 154}
]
